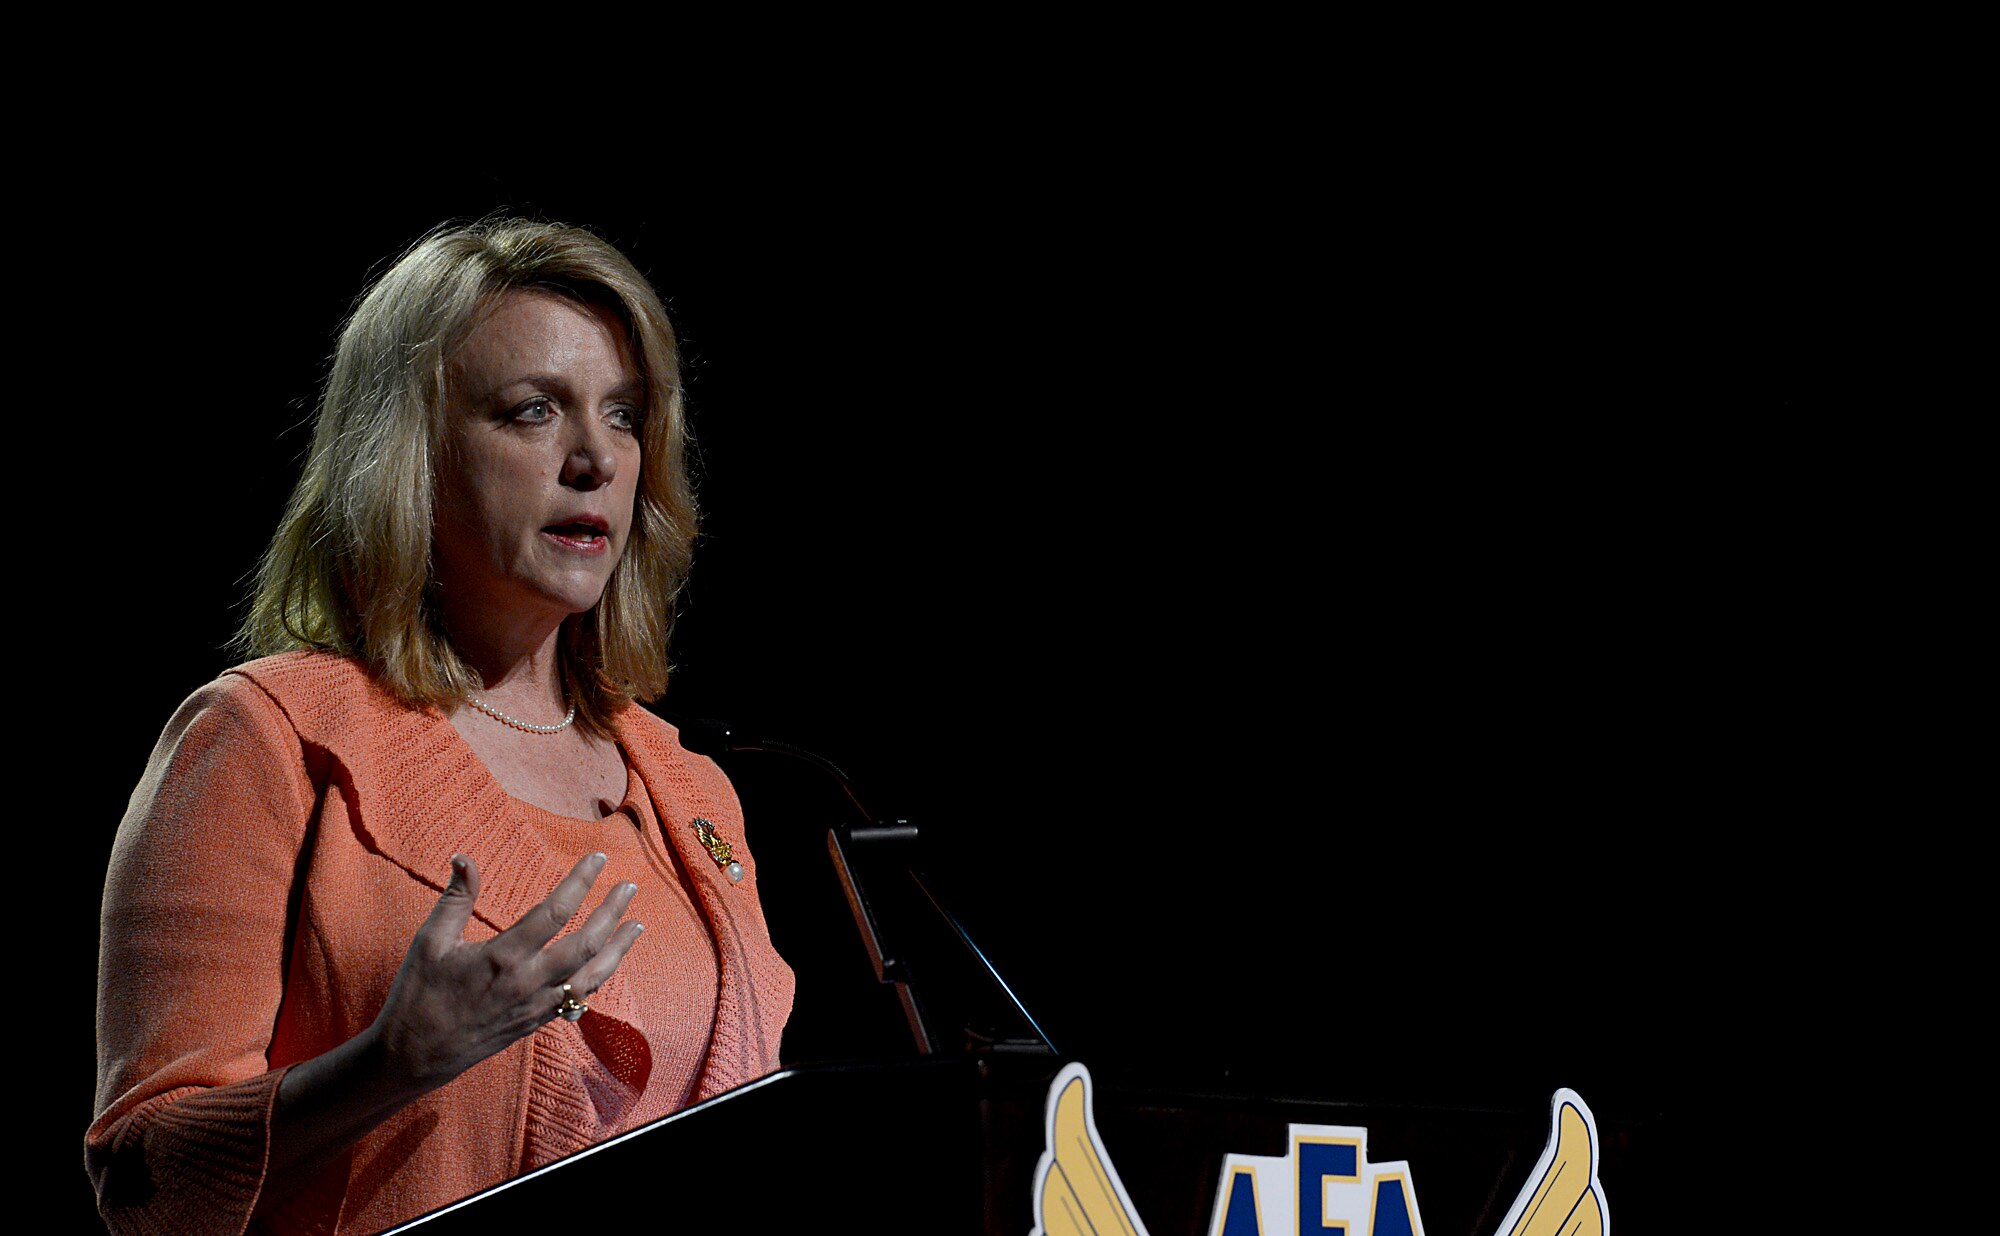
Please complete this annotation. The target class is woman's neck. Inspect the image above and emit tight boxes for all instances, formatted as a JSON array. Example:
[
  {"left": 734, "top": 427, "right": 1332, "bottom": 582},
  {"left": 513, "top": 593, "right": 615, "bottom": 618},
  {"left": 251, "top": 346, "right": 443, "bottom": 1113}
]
[{"left": 439, "top": 605, "right": 571, "bottom": 720}]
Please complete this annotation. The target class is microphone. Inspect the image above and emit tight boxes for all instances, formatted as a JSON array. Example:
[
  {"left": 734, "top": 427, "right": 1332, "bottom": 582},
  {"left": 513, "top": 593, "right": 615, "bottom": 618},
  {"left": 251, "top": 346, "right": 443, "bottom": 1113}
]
[
  {"left": 673, "top": 718, "right": 1054, "bottom": 1056},
  {"left": 675, "top": 720, "right": 892, "bottom": 838}
]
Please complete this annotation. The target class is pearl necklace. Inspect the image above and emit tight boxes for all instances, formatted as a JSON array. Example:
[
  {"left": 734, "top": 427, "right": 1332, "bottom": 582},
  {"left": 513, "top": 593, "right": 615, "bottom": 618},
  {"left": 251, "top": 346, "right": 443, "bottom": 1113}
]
[{"left": 466, "top": 693, "right": 577, "bottom": 734}]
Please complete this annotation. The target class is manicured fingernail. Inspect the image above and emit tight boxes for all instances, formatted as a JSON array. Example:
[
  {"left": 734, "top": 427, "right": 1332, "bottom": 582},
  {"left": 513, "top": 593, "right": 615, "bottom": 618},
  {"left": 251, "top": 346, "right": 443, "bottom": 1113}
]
[
  {"left": 591, "top": 852, "right": 607, "bottom": 866},
  {"left": 633, "top": 923, "right": 645, "bottom": 935},
  {"left": 451, "top": 855, "right": 467, "bottom": 876}
]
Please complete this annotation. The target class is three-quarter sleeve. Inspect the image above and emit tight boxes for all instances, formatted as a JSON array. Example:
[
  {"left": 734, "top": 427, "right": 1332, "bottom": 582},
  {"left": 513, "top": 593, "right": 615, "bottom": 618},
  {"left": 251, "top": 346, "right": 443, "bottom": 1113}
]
[{"left": 88, "top": 675, "right": 319, "bottom": 1236}]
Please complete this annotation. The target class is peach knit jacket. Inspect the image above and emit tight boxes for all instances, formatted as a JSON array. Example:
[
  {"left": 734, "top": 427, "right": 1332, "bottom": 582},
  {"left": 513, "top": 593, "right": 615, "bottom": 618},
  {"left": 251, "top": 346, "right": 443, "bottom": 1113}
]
[{"left": 89, "top": 652, "right": 795, "bottom": 1235}]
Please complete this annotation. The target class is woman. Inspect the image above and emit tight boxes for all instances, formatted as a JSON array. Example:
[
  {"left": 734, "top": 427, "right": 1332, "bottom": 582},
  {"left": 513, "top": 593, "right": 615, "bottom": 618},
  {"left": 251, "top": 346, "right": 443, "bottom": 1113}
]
[{"left": 87, "top": 219, "right": 794, "bottom": 1235}]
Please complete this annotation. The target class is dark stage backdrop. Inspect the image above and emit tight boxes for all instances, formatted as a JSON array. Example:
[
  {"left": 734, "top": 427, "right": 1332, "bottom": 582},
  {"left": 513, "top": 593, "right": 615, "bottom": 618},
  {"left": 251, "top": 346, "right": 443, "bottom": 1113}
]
[{"left": 57, "top": 167, "right": 1734, "bottom": 1229}]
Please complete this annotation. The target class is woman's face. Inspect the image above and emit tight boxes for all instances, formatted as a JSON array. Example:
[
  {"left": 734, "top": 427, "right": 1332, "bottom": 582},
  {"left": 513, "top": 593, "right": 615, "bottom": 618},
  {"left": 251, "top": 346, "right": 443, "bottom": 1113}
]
[{"left": 433, "top": 289, "right": 644, "bottom": 630}]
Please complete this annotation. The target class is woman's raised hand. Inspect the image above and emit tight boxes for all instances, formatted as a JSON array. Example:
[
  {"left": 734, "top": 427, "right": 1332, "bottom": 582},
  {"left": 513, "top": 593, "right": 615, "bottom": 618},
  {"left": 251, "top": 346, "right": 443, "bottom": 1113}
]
[
  {"left": 373, "top": 852, "right": 644, "bottom": 1090},
  {"left": 253, "top": 853, "right": 642, "bottom": 1213}
]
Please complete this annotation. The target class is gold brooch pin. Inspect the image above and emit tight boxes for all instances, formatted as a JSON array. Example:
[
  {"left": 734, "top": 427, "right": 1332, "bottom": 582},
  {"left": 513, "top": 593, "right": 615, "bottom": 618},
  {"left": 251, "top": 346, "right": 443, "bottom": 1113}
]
[{"left": 691, "top": 818, "right": 745, "bottom": 883}]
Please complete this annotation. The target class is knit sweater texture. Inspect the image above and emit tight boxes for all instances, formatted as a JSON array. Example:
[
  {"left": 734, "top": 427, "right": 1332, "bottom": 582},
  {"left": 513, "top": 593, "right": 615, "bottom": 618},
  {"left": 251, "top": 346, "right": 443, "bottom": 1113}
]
[{"left": 88, "top": 652, "right": 794, "bottom": 1235}]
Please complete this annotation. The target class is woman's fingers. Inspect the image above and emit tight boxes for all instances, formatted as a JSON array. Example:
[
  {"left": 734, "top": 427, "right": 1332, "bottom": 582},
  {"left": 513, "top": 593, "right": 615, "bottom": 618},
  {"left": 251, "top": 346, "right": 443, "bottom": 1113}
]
[
  {"left": 558, "top": 920, "right": 646, "bottom": 1007},
  {"left": 537, "top": 879, "right": 641, "bottom": 984},
  {"left": 373, "top": 853, "right": 647, "bottom": 1087},
  {"left": 415, "top": 854, "right": 481, "bottom": 951},
  {"left": 492, "top": 852, "right": 608, "bottom": 958},
  {"left": 422, "top": 852, "right": 640, "bottom": 1011}
]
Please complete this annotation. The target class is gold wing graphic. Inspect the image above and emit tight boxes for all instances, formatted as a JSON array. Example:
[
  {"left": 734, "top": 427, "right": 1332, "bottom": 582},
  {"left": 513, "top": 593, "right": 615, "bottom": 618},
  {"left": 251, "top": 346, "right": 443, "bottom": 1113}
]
[
  {"left": 1031, "top": 1063, "right": 1149, "bottom": 1236},
  {"left": 1497, "top": 1088, "right": 1607, "bottom": 1236}
]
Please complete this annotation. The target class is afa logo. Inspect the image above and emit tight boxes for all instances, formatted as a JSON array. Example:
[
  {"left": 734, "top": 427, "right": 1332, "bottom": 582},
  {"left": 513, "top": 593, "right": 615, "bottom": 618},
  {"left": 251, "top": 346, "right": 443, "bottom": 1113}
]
[
  {"left": 1028, "top": 1065, "right": 1607, "bottom": 1236},
  {"left": 1207, "top": 1121, "right": 1423, "bottom": 1236}
]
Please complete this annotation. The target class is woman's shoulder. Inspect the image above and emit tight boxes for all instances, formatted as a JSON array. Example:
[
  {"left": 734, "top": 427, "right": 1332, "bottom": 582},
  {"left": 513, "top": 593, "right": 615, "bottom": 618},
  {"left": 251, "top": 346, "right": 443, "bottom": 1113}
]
[
  {"left": 225, "top": 649, "right": 376, "bottom": 698},
  {"left": 225, "top": 650, "right": 409, "bottom": 713},
  {"left": 180, "top": 651, "right": 426, "bottom": 755},
  {"left": 131, "top": 660, "right": 336, "bottom": 816},
  {"left": 139, "top": 653, "right": 369, "bottom": 760}
]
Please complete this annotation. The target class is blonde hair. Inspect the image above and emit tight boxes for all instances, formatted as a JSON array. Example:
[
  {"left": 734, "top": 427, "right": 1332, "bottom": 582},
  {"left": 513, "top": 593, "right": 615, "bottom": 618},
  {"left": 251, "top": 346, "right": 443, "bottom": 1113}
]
[{"left": 236, "top": 218, "right": 696, "bottom": 735}]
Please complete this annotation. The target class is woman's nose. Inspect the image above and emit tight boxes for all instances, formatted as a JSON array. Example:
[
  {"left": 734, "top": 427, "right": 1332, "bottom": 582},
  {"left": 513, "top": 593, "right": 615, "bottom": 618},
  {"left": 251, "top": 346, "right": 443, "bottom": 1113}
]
[{"left": 561, "top": 418, "right": 618, "bottom": 490}]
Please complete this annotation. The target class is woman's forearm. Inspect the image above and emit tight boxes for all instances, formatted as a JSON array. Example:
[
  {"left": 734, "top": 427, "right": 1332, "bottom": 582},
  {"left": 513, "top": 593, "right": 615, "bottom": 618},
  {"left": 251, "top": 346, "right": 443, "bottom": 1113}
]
[{"left": 254, "top": 1024, "right": 436, "bottom": 1217}]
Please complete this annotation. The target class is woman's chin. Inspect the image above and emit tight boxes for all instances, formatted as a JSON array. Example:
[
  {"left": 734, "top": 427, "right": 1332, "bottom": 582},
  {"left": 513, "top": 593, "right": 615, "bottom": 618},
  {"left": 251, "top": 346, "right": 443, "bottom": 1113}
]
[{"left": 439, "top": 580, "right": 610, "bottom": 641}]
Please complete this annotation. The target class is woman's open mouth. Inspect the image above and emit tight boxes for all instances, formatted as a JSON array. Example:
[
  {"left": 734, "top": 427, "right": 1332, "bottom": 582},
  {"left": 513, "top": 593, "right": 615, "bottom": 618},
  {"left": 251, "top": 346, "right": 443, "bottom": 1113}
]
[{"left": 542, "top": 522, "right": 610, "bottom": 553}]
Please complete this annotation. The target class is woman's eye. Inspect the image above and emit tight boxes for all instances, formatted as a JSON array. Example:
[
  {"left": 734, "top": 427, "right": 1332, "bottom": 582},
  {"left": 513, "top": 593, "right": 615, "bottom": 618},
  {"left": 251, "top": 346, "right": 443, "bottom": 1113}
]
[
  {"left": 608, "top": 406, "right": 640, "bottom": 431},
  {"left": 512, "top": 398, "right": 555, "bottom": 424}
]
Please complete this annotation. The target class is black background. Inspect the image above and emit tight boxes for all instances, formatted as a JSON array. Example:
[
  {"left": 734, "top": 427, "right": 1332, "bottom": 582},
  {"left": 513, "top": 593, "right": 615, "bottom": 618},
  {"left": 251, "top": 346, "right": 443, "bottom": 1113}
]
[{"left": 48, "top": 127, "right": 1760, "bottom": 1229}]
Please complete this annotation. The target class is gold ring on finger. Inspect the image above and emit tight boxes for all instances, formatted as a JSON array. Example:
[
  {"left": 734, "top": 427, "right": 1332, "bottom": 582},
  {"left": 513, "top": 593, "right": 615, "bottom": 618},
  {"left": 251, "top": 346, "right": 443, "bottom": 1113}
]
[{"left": 557, "top": 982, "right": 588, "bottom": 1022}]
